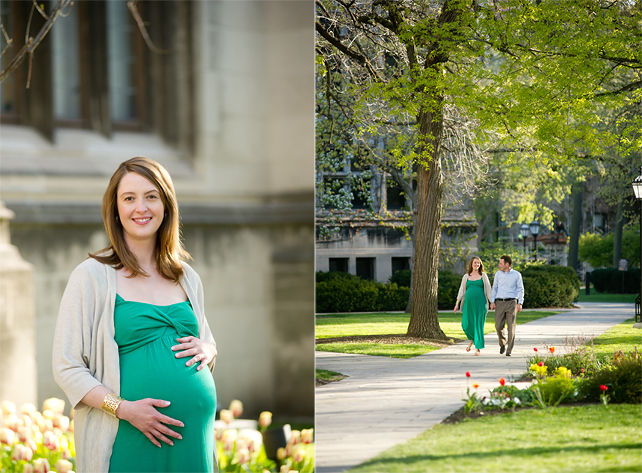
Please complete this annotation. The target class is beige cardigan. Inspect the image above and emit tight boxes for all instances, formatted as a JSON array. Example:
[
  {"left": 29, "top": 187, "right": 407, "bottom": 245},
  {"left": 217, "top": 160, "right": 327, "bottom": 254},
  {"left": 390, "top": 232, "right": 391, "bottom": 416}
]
[
  {"left": 52, "top": 258, "right": 217, "bottom": 473},
  {"left": 456, "top": 272, "right": 492, "bottom": 307}
]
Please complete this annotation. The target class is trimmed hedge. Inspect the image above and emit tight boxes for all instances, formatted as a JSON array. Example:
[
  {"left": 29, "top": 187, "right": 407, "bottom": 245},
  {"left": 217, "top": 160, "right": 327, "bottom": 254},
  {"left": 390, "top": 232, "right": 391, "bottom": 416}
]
[
  {"left": 520, "top": 264, "right": 580, "bottom": 308},
  {"left": 437, "top": 270, "right": 462, "bottom": 310},
  {"left": 315, "top": 272, "right": 409, "bottom": 313},
  {"left": 389, "top": 269, "right": 411, "bottom": 288},
  {"left": 590, "top": 268, "right": 640, "bottom": 294},
  {"left": 389, "top": 269, "right": 462, "bottom": 310},
  {"left": 316, "top": 270, "right": 461, "bottom": 313},
  {"left": 316, "top": 264, "right": 580, "bottom": 313}
]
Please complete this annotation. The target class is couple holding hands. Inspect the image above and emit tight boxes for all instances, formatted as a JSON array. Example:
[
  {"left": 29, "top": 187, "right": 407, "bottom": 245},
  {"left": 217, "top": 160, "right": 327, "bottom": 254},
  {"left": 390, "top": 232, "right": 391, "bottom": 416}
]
[{"left": 453, "top": 255, "right": 525, "bottom": 357}]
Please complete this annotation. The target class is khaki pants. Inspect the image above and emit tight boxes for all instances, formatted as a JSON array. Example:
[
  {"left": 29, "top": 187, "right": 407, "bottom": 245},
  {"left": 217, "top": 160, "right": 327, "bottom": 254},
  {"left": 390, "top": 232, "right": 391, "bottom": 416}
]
[{"left": 495, "top": 299, "right": 517, "bottom": 355}]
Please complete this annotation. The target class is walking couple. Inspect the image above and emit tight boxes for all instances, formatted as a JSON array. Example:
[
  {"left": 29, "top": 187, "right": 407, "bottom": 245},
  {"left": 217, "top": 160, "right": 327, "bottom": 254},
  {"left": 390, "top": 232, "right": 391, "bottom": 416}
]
[{"left": 453, "top": 255, "right": 524, "bottom": 356}]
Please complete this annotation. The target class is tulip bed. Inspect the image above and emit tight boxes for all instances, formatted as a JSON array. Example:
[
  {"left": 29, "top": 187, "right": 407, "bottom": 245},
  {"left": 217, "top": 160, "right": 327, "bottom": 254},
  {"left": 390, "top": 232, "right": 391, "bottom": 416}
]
[
  {"left": 0, "top": 398, "right": 314, "bottom": 473},
  {"left": 348, "top": 320, "right": 641, "bottom": 473},
  {"left": 216, "top": 400, "right": 314, "bottom": 473},
  {"left": 0, "top": 398, "right": 75, "bottom": 473}
]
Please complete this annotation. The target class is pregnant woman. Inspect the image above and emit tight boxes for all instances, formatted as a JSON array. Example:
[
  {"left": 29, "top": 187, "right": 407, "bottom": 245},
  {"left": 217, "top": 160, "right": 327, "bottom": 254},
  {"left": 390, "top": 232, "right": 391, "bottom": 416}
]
[
  {"left": 453, "top": 256, "right": 492, "bottom": 356},
  {"left": 53, "top": 157, "right": 218, "bottom": 472}
]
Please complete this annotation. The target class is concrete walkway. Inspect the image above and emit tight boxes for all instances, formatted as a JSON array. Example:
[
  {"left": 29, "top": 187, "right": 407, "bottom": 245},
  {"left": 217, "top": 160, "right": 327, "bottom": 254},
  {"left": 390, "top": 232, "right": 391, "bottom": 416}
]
[{"left": 315, "top": 303, "right": 637, "bottom": 473}]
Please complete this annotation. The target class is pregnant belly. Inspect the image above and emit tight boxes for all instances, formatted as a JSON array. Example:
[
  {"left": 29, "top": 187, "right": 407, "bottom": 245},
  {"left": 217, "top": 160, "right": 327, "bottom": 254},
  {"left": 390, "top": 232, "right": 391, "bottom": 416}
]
[{"left": 119, "top": 334, "right": 217, "bottom": 420}]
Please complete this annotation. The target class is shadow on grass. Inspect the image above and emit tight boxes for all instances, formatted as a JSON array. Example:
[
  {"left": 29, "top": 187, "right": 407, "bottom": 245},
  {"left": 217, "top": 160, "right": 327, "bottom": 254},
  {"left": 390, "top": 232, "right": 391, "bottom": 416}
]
[{"left": 354, "top": 442, "right": 642, "bottom": 470}]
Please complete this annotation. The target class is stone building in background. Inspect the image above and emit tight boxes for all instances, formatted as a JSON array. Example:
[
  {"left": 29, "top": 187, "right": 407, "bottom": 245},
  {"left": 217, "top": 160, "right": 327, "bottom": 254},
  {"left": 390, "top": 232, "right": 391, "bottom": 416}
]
[
  {"left": 316, "top": 164, "right": 477, "bottom": 284},
  {"left": 0, "top": 1, "right": 314, "bottom": 421}
]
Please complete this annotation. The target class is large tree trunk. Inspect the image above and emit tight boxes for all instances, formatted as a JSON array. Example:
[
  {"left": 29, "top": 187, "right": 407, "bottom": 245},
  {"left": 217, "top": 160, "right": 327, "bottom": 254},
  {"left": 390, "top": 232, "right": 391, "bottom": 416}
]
[
  {"left": 405, "top": 210, "right": 417, "bottom": 313},
  {"left": 613, "top": 198, "right": 624, "bottom": 268},
  {"left": 567, "top": 182, "right": 583, "bottom": 272},
  {"left": 407, "top": 108, "right": 447, "bottom": 339}
]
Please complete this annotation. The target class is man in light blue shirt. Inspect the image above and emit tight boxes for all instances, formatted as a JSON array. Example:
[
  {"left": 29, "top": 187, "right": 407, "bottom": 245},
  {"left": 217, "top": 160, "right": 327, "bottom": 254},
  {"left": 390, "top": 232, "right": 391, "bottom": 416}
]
[{"left": 490, "top": 255, "right": 524, "bottom": 357}]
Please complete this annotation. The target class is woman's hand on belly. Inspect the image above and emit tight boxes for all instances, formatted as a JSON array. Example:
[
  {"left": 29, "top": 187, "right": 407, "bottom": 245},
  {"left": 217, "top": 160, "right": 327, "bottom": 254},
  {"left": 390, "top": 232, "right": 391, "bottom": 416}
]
[
  {"left": 171, "top": 336, "right": 217, "bottom": 371},
  {"left": 117, "top": 398, "right": 184, "bottom": 448}
]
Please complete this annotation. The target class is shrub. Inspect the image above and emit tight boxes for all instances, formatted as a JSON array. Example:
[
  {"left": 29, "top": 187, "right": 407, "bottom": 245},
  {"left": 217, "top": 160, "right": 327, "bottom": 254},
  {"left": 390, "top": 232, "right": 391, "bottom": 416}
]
[
  {"left": 315, "top": 272, "right": 409, "bottom": 313},
  {"left": 316, "top": 271, "right": 360, "bottom": 283},
  {"left": 533, "top": 367, "right": 577, "bottom": 406},
  {"left": 389, "top": 268, "right": 461, "bottom": 310},
  {"left": 316, "top": 270, "right": 458, "bottom": 313},
  {"left": 378, "top": 283, "right": 410, "bottom": 311},
  {"left": 389, "top": 269, "right": 411, "bottom": 288},
  {"left": 578, "top": 349, "right": 642, "bottom": 404},
  {"left": 591, "top": 268, "right": 640, "bottom": 294},
  {"left": 437, "top": 270, "right": 462, "bottom": 310},
  {"left": 578, "top": 225, "right": 641, "bottom": 268},
  {"left": 520, "top": 264, "right": 579, "bottom": 308}
]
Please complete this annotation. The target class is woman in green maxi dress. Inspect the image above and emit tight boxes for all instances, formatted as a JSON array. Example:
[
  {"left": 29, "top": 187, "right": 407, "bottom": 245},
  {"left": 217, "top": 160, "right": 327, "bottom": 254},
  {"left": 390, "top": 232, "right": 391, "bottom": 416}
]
[
  {"left": 454, "top": 256, "right": 492, "bottom": 356},
  {"left": 53, "top": 157, "right": 218, "bottom": 472},
  {"left": 109, "top": 296, "right": 217, "bottom": 472}
]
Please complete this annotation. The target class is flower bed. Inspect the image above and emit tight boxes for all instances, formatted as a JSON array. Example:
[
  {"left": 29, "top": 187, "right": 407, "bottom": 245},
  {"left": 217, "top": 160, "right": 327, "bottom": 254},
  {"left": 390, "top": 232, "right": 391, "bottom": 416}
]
[
  {"left": 0, "top": 398, "right": 314, "bottom": 473},
  {"left": 461, "top": 346, "right": 641, "bottom": 418}
]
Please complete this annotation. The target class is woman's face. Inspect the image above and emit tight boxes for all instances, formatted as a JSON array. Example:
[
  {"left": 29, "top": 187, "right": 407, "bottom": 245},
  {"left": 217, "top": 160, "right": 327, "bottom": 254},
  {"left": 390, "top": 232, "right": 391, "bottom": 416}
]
[
  {"left": 472, "top": 258, "right": 481, "bottom": 271},
  {"left": 116, "top": 172, "right": 164, "bottom": 245}
]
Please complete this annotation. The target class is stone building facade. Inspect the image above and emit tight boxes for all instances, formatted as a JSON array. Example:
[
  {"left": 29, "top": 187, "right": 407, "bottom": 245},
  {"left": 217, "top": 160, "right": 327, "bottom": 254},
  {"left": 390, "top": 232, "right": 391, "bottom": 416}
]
[{"left": 0, "top": 1, "right": 314, "bottom": 420}]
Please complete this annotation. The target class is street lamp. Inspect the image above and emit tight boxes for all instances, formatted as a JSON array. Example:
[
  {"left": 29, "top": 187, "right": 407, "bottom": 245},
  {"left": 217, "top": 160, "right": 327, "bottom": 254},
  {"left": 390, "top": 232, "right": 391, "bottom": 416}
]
[
  {"left": 529, "top": 220, "right": 540, "bottom": 261},
  {"left": 632, "top": 166, "right": 642, "bottom": 323},
  {"left": 520, "top": 223, "right": 530, "bottom": 255}
]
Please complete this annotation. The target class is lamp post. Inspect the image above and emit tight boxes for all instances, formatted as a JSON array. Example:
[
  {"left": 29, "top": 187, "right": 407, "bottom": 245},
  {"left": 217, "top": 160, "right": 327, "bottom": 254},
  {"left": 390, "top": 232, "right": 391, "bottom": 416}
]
[
  {"left": 520, "top": 223, "right": 529, "bottom": 255},
  {"left": 632, "top": 166, "right": 642, "bottom": 323},
  {"left": 529, "top": 220, "right": 540, "bottom": 262}
]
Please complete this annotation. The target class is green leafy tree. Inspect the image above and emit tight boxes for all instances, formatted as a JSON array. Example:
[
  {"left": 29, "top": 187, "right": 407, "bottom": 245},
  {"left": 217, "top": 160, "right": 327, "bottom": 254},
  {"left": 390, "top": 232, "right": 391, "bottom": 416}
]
[
  {"left": 316, "top": 0, "right": 642, "bottom": 338},
  {"left": 579, "top": 224, "right": 641, "bottom": 269}
]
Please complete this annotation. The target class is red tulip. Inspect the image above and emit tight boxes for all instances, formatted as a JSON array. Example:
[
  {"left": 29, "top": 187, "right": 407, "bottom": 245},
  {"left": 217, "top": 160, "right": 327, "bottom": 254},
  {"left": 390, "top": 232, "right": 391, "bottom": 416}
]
[
  {"left": 533, "top": 348, "right": 538, "bottom": 352},
  {"left": 600, "top": 385, "right": 608, "bottom": 391},
  {"left": 499, "top": 378, "right": 506, "bottom": 386},
  {"left": 465, "top": 372, "right": 471, "bottom": 378},
  {"left": 538, "top": 362, "right": 544, "bottom": 367}
]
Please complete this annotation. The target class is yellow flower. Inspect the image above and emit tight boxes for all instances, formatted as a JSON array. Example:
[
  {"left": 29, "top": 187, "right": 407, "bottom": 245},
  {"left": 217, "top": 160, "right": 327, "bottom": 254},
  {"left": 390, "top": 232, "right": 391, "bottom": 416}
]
[
  {"left": 236, "top": 447, "right": 250, "bottom": 465},
  {"left": 55, "top": 459, "right": 74, "bottom": 473},
  {"left": 292, "top": 446, "right": 306, "bottom": 463},
  {"left": 42, "top": 398, "right": 65, "bottom": 415},
  {"left": 219, "top": 409, "right": 234, "bottom": 424},
  {"left": 1, "top": 401, "right": 16, "bottom": 415},
  {"left": 301, "top": 428, "right": 314, "bottom": 444},
  {"left": 258, "top": 411, "right": 272, "bottom": 428},
  {"left": 229, "top": 400, "right": 243, "bottom": 418}
]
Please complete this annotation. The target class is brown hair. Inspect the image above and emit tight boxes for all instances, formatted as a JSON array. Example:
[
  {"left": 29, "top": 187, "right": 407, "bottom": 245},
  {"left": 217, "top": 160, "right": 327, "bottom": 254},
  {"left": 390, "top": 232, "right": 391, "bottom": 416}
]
[
  {"left": 89, "top": 157, "right": 190, "bottom": 282},
  {"left": 467, "top": 256, "right": 484, "bottom": 275},
  {"left": 500, "top": 255, "right": 512, "bottom": 267}
]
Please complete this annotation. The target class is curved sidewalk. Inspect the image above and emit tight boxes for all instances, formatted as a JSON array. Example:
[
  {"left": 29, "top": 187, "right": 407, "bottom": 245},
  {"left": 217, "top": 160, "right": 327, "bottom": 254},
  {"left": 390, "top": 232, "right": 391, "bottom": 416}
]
[{"left": 315, "top": 303, "right": 636, "bottom": 473}]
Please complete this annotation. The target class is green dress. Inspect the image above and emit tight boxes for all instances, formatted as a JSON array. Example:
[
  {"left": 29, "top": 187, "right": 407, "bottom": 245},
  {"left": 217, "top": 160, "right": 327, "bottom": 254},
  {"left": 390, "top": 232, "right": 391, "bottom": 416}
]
[
  {"left": 461, "top": 278, "right": 487, "bottom": 349},
  {"left": 109, "top": 294, "right": 217, "bottom": 473}
]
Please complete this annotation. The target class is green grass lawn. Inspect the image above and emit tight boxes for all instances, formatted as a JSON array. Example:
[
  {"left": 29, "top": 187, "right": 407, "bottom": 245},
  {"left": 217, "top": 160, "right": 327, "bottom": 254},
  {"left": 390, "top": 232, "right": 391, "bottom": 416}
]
[
  {"left": 576, "top": 285, "right": 638, "bottom": 303},
  {"left": 316, "top": 311, "right": 561, "bottom": 358},
  {"left": 317, "top": 342, "right": 443, "bottom": 359},
  {"left": 349, "top": 404, "right": 642, "bottom": 473},
  {"left": 587, "top": 318, "right": 642, "bottom": 357},
  {"left": 316, "top": 369, "right": 347, "bottom": 383}
]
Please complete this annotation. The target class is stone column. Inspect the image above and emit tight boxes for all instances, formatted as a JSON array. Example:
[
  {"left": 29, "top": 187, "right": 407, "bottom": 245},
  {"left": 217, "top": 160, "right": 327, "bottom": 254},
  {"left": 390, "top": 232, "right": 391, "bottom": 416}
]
[{"left": 0, "top": 201, "right": 37, "bottom": 407}]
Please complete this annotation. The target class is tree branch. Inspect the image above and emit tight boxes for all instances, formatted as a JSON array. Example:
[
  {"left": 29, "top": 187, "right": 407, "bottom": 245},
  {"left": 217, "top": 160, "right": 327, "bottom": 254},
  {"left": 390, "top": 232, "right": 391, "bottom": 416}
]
[
  {"left": 127, "top": 0, "right": 176, "bottom": 55},
  {"left": 0, "top": 0, "right": 70, "bottom": 85},
  {"left": 316, "top": 20, "right": 384, "bottom": 82}
]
